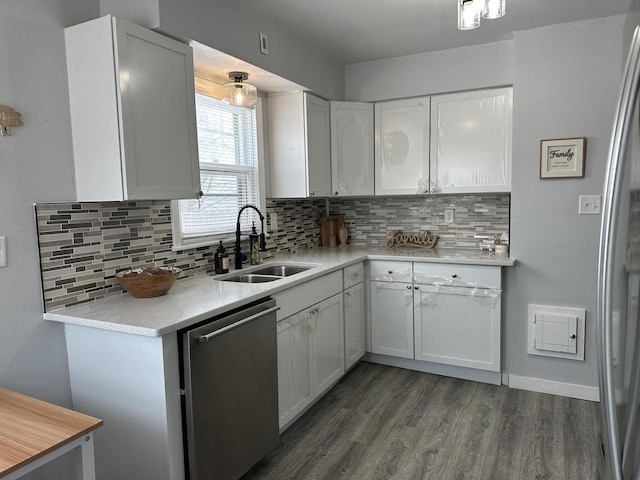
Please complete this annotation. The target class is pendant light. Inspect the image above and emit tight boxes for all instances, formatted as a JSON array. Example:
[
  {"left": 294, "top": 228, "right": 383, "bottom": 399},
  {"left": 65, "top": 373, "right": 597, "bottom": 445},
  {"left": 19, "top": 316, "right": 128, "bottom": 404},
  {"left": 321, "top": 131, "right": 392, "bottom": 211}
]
[
  {"left": 483, "top": 0, "right": 505, "bottom": 19},
  {"left": 223, "top": 72, "right": 258, "bottom": 109},
  {"left": 457, "top": 0, "right": 505, "bottom": 30},
  {"left": 458, "top": 0, "right": 481, "bottom": 30}
]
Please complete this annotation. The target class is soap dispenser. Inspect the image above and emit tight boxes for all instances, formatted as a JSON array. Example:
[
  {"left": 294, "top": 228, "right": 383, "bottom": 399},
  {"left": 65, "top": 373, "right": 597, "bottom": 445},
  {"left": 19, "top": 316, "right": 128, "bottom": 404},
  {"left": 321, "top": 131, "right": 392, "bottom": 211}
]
[
  {"left": 214, "top": 241, "right": 229, "bottom": 274},
  {"left": 249, "top": 222, "right": 260, "bottom": 265}
]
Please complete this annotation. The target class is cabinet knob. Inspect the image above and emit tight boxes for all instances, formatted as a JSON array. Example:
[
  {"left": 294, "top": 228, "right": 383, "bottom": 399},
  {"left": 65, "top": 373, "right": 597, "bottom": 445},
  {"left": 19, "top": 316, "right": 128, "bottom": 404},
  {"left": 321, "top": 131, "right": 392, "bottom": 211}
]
[
  {"left": 414, "top": 286, "right": 419, "bottom": 290},
  {"left": 310, "top": 191, "right": 315, "bottom": 196},
  {"left": 570, "top": 333, "right": 576, "bottom": 339},
  {"left": 198, "top": 190, "right": 204, "bottom": 198},
  {"left": 406, "top": 285, "right": 411, "bottom": 290},
  {"left": 451, "top": 274, "right": 457, "bottom": 278},
  {"left": 388, "top": 270, "right": 393, "bottom": 274},
  {"left": 345, "top": 291, "right": 351, "bottom": 297},
  {"left": 430, "top": 188, "right": 436, "bottom": 194},
  {"left": 335, "top": 191, "right": 339, "bottom": 196}
]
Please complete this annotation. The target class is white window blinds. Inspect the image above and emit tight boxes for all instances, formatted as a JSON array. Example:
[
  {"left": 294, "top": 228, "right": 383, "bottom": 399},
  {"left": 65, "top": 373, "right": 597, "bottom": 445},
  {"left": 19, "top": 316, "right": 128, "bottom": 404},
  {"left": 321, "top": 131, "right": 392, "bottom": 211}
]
[{"left": 173, "top": 94, "right": 261, "bottom": 248}]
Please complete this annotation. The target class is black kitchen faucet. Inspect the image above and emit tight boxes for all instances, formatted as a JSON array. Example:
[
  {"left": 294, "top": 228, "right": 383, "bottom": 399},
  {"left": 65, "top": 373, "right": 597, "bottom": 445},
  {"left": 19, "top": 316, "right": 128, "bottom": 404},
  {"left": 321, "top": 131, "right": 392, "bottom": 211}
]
[{"left": 234, "top": 204, "right": 267, "bottom": 269}]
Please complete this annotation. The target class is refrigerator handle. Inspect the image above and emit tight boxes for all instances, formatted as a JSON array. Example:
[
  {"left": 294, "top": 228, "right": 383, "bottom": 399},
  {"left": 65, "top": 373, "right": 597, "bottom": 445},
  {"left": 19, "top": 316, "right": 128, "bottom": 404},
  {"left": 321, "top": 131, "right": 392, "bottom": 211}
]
[{"left": 599, "top": 25, "right": 640, "bottom": 480}]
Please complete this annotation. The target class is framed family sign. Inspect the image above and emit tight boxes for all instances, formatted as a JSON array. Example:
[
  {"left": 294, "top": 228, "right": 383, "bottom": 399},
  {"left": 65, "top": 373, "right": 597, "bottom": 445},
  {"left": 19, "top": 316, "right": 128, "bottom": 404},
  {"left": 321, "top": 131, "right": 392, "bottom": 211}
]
[{"left": 540, "top": 137, "right": 586, "bottom": 179}]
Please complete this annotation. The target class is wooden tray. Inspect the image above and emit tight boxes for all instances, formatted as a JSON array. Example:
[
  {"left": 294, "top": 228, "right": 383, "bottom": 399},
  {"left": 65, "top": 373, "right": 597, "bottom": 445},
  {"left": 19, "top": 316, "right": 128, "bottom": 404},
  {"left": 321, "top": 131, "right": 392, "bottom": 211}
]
[{"left": 321, "top": 215, "right": 345, "bottom": 247}]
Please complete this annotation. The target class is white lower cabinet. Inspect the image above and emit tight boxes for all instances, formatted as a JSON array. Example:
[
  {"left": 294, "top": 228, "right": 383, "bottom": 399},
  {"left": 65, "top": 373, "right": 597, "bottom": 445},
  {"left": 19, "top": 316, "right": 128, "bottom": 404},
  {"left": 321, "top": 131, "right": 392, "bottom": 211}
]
[
  {"left": 368, "top": 260, "right": 502, "bottom": 374},
  {"left": 370, "top": 281, "right": 414, "bottom": 359},
  {"left": 344, "top": 281, "right": 365, "bottom": 369},
  {"left": 276, "top": 289, "right": 344, "bottom": 430},
  {"left": 277, "top": 311, "right": 313, "bottom": 428},
  {"left": 413, "top": 285, "right": 501, "bottom": 372},
  {"left": 313, "top": 294, "right": 345, "bottom": 396}
]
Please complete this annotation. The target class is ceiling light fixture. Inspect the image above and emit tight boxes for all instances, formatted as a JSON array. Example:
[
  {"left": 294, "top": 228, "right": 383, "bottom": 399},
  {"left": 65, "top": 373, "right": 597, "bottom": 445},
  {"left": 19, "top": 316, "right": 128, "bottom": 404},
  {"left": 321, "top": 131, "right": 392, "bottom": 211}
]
[
  {"left": 223, "top": 71, "right": 258, "bottom": 109},
  {"left": 457, "top": 0, "right": 505, "bottom": 30}
]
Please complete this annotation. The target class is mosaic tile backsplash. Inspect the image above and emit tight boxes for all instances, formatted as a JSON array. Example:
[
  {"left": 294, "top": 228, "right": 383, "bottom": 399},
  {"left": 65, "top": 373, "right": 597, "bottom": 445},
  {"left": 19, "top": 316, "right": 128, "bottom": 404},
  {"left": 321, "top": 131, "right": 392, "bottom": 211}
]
[
  {"left": 36, "top": 194, "right": 509, "bottom": 310},
  {"left": 330, "top": 194, "right": 510, "bottom": 249}
]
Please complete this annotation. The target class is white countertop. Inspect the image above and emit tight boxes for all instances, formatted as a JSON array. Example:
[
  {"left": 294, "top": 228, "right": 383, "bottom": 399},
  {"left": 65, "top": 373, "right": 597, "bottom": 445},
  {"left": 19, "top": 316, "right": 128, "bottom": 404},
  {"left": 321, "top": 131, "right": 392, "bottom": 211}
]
[{"left": 44, "top": 246, "right": 514, "bottom": 337}]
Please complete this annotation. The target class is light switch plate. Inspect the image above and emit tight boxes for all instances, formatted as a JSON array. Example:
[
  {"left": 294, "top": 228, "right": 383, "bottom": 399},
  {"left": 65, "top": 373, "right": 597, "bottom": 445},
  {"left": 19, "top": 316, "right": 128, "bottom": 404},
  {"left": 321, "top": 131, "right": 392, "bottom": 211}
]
[{"left": 579, "top": 195, "right": 601, "bottom": 215}]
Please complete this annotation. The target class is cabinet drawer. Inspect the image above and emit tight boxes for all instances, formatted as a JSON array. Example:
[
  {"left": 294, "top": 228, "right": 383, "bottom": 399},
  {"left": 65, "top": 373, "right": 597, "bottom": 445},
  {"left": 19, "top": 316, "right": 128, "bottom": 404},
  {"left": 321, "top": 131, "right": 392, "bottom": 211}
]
[
  {"left": 343, "top": 262, "right": 365, "bottom": 289},
  {"left": 413, "top": 263, "right": 501, "bottom": 289},
  {"left": 273, "top": 270, "right": 343, "bottom": 321},
  {"left": 369, "top": 261, "right": 412, "bottom": 282}
]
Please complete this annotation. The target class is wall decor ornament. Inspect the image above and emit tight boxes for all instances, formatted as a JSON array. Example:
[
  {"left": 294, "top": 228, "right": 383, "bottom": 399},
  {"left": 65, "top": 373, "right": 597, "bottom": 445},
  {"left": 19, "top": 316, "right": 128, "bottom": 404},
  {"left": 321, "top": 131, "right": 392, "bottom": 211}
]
[
  {"left": 386, "top": 230, "right": 438, "bottom": 249},
  {"left": 0, "top": 105, "right": 23, "bottom": 136},
  {"left": 540, "top": 137, "right": 586, "bottom": 179}
]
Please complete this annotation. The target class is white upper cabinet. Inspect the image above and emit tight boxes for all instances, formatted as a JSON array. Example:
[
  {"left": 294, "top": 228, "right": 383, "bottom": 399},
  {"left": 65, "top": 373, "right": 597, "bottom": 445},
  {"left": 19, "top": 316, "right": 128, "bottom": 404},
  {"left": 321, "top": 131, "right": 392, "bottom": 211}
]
[
  {"left": 330, "top": 102, "right": 374, "bottom": 196},
  {"left": 269, "top": 92, "right": 331, "bottom": 198},
  {"left": 430, "top": 87, "right": 512, "bottom": 194},
  {"left": 374, "top": 97, "right": 431, "bottom": 196},
  {"left": 65, "top": 15, "right": 200, "bottom": 202}
]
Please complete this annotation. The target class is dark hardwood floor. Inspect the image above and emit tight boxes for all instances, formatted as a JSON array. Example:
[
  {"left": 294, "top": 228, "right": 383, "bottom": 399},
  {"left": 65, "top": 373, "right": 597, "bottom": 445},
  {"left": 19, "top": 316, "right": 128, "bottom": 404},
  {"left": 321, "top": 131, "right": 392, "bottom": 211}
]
[{"left": 242, "top": 361, "right": 602, "bottom": 480}]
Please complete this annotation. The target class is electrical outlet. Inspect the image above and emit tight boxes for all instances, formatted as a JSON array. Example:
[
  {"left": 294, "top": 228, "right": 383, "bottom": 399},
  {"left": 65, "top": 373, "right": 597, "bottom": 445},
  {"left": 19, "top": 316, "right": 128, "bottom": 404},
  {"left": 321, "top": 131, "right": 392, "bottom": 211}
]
[
  {"left": 445, "top": 209, "right": 454, "bottom": 224},
  {"left": 0, "top": 236, "right": 6, "bottom": 267},
  {"left": 578, "top": 195, "right": 601, "bottom": 215}
]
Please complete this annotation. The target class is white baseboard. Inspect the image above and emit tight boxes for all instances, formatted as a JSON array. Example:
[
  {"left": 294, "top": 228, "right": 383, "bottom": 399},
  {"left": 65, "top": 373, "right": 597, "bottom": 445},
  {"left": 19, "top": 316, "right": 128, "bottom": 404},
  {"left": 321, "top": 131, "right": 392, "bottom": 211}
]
[{"left": 508, "top": 374, "right": 600, "bottom": 402}]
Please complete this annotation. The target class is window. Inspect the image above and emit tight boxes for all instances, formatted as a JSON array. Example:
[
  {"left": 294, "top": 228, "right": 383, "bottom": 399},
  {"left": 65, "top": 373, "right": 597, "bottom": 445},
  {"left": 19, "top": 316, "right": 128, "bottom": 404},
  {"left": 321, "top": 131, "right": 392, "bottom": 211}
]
[{"left": 172, "top": 93, "right": 263, "bottom": 249}]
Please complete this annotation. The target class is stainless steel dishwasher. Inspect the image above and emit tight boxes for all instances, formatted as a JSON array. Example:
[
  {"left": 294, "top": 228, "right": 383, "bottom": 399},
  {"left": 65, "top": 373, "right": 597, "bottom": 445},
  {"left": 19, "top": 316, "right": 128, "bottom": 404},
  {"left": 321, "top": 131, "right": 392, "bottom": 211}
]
[{"left": 180, "top": 298, "right": 280, "bottom": 480}]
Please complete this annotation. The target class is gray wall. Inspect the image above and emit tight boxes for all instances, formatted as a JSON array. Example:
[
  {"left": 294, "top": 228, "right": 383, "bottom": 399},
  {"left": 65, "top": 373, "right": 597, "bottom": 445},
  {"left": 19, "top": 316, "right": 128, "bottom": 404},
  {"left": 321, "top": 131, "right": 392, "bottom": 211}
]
[
  {"left": 507, "top": 16, "right": 624, "bottom": 387},
  {"left": 99, "top": 0, "right": 345, "bottom": 100},
  {"left": 0, "top": 0, "right": 99, "bottom": 478},
  {"left": 345, "top": 15, "right": 625, "bottom": 390},
  {"left": 345, "top": 40, "right": 514, "bottom": 101}
]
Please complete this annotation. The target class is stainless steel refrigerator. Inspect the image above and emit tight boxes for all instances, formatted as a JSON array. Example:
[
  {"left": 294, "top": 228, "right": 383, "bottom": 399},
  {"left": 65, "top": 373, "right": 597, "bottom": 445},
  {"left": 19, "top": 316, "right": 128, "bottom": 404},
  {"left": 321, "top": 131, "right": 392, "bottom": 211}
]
[{"left": 598, "top": 23, "right": 640, "bottom": 480}]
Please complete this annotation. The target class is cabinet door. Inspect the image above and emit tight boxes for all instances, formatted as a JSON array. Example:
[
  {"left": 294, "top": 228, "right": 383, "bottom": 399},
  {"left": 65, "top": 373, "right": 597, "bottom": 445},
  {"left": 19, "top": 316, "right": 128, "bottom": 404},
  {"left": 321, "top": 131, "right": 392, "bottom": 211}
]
[
  {"left": 430, "top": 88, "right": 512, "bottom": 194},
  {"left": 414, "top": 285, "right": 501, "bottom": 372},
  {"left": 344, "top": 282, "right": 365, "bottom": 370},
  {"left": 115, "top": 17, "right": 200, "bottom": 200},
  {"left": 269, "top": 92, "right": 330, "bottom": 198},
  {"left": 66, "top": 16, "right": 200, "bottom": 201},
  {"left": 312, "top": 293, "right": 345, "bottom": 396},
  {"left": 375, "top": 98, "right": 430, "bottom": 195},
  {"left": 306, "top": 94, "right": 332, "bottom": 197},
  {"left": 370, "top": 281, "right": 414, "bottom": 359},
  {"left": 277, "top": 311, "right": 313, "bottom": 428},
  {"left": 330, "top": 102, "right": 374, "bottom": 196}
]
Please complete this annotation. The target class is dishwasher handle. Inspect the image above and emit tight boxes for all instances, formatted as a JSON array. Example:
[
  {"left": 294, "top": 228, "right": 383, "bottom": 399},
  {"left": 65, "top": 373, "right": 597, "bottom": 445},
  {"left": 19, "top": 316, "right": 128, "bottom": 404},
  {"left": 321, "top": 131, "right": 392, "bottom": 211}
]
[{"left": 197, "top": 306, "right": 280, "bottom": 343}]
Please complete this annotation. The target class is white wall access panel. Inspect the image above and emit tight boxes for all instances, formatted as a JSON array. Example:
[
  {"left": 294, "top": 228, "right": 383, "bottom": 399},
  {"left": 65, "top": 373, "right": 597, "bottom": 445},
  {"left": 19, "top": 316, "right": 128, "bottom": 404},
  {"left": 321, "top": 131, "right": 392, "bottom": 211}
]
[{"left": 527, "top": 304, "right": 585, "bottom": 361}]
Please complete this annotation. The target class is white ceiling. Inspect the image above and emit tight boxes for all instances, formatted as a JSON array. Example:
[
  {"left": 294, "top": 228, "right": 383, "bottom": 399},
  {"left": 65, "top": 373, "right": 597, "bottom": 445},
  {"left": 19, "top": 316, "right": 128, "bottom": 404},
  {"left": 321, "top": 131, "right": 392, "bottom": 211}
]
[
  {"left": 194, "top": 0, "right": 631, "bottom": 94},
  {"left": 235, "top": 0, "right": 631, "bottom": 64}
]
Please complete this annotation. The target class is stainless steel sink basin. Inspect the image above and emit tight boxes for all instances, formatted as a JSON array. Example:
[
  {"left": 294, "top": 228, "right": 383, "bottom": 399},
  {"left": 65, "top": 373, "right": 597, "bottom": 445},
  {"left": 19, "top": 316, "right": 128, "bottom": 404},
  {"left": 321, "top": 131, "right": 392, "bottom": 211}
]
[
  {"left": 223, "top": 274, "right": 283, "bottom": 283},
  {"left": 217, "top": 263, "right": 318, "bottom": 283},
  {"left": 252, "top": 265, "right": 314, "bottom": 277}
]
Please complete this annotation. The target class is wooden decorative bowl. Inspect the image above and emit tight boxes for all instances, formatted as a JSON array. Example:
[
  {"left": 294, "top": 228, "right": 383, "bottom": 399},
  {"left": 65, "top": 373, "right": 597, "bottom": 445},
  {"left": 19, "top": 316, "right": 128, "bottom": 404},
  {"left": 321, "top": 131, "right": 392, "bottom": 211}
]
[{"left": 115, "top": 266, "right": 181, "bottom": 298}]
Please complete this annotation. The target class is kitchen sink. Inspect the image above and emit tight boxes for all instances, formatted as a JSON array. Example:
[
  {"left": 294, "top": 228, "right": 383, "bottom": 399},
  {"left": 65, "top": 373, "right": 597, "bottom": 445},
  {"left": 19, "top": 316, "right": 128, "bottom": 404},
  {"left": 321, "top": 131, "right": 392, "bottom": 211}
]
[
  {"left": 218, "top": 263, "right": 318, "bottom": 283},
  {"left": 252, "top": 265, "right": 314, "bottom": 277},
  {"left": 223, "top": 274, "right": 283, "bottom": 283}
]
